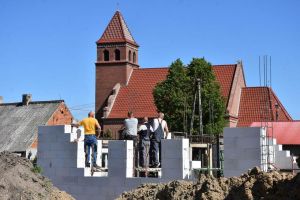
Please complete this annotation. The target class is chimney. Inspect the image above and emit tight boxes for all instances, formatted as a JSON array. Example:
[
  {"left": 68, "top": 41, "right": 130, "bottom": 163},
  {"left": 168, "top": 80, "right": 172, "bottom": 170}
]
[
  {"left": 22, "top": 94, "right": 32, "bottom": 106},
  {"left": 0, "top": 96, "right": 3, "bottom": 104}
]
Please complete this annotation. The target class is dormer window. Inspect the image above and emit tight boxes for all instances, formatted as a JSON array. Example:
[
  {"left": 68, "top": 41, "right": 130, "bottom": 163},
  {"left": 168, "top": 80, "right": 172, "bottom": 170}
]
[
  {"left": 115, "top": 49, "right": 120, "bottom": 61},
  {"left": 104, "top": 50, "right": 109, "bottom": 61}
]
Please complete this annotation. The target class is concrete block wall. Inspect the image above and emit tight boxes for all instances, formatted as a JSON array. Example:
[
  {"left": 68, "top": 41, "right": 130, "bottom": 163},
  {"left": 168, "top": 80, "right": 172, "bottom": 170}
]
[
  {"left": 161, "top": 139, "right": 189, "bottom": 179},
  {"left": 224, "top": 127, "right": 262, "bottom": 177},
  {"left": 38, "top": 125, "right": 191, "bottom": 200}
]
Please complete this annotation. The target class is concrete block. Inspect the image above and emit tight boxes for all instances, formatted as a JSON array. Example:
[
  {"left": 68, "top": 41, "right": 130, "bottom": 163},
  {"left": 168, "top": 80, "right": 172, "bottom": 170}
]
[
  {"left": 108, "top": 177, "right": 126, "bottom": 187},
  {"left": 163, "top": 158, "right": 183, "bottom": 169},
  {"left": 124, "top": 178, "right": 142, "bottom": 188},
  {"left": 77, "top": 176, "right": 108, "bottom": 187}
]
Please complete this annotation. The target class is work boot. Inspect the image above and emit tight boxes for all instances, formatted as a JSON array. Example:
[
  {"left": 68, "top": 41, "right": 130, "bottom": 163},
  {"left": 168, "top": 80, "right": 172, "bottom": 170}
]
[
  {"left": 85, "top": 162, "right": 90, "bottom": 168},
  {"left": 93, "top": 163, "right": 101, "bottom": 169}
]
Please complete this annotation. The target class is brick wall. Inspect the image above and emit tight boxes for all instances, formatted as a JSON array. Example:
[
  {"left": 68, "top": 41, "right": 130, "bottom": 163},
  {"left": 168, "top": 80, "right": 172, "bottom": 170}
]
[{"left": 30, "top": 102, "right": 73, "bottom": 149}]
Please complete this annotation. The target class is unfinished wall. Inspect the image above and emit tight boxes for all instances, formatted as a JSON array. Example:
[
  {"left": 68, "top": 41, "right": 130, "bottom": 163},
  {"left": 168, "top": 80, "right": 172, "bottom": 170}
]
[
  {"left": 38, "top": 125, "right": 190, "bottom": 200},
  {"left": 224, "top": 127, "right": 262, "bottom": 177},
  {"left": 224, "top": 127, "right": 296, "bottom": 177}
]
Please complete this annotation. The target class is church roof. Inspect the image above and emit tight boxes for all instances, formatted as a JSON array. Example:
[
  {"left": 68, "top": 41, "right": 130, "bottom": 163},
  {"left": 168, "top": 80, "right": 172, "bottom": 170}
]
[
  {"left": 108, "top": 68, "right": 168, "bottom": 118},
  {"left": 108, "top": 65, "right": 237, "bottom": 119},
  {"left": 0, "top": 100, "right": 65, "bottom": 152},
  {"left": 237, "top": 87, "right": 292, "bottom": 127},
  {"left": 212, "top": 64, "right": 237, "bottom": 105},
  {"left": 97, "top": 11, "right": 138, "bottom": 46}
]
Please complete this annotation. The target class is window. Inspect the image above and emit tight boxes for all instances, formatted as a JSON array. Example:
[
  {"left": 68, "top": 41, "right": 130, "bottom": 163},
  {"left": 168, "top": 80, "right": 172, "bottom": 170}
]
[
  {"left": 128, "top": 50, "right": 132, "bottom": 61},
  {"left": 133, "top": 52, "right": 136, "bottom": 63},
  {"left": 104, "top": 50, "right": 109, "bottom": 61},
  {"left": 115, "top": 49, "right": 120, "bottom": 61}
]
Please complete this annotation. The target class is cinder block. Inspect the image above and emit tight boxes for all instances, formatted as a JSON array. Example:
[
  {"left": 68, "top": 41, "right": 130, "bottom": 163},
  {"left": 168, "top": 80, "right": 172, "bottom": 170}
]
[
  {"left": 108, "top": 177, "right": 126, "bottom": 187},
  {"left": 163, "top": 158, "right": 183, "bottom": 169},
  {"left": 163, "top": 168, "right": 183, "bottom": 179},
  {"left": 108, "top": 157, "right": 126, "bottom": 166}
]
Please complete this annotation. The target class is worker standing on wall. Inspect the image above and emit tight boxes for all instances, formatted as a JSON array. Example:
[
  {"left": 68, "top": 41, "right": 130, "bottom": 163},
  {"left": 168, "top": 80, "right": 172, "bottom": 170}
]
[
  {"left": 73, "top": 111, "right": 101, "bottom": 168},
  {"left": 151, "top": 112, "right": 169, "bottom": 168},
  {"left": 138, "top": 117, "right": 153, "bottom": 168}
]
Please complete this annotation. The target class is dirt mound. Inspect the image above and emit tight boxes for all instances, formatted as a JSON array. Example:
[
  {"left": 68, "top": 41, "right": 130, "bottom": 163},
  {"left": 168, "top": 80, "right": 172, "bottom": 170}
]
[
  {"left": 118, "top": 167, "right": 300, "bottom": 200},
  {"left": 0, "top": 151, "right": 74, "bottom": 200}
]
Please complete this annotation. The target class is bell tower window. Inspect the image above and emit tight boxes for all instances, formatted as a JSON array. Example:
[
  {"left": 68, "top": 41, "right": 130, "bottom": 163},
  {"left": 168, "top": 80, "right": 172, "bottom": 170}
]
[
  {"left": 104, "top": 50, "right": 109, "bottom": 61},
  {"left": 133, "top": 52, "right": 136, "bottom": 63},
  {"left": 115, "top": 49, "right": 120, "bottom": 61},
  {"left": 128, "top": 50, "right": 132, "bottom": 62}
]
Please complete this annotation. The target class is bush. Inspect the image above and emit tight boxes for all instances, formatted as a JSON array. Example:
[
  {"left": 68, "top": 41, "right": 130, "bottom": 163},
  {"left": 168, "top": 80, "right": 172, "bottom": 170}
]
[{"left": 31, "top": 157, "right": 43, "bottom": 174}]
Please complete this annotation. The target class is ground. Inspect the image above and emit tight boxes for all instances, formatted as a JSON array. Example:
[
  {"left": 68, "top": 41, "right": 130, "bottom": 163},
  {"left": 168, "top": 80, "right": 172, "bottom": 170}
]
[
  {"left": 118, "top": 167, "right": 300, "bottom": 200},
  {"left": 0, "top": 151, "right": 74, "bottom": 200}
]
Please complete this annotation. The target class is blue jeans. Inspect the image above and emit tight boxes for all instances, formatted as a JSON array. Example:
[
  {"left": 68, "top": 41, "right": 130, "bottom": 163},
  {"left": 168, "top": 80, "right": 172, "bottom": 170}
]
[{"left": 84, "top": 135, "right": 97, "bottom": 165}]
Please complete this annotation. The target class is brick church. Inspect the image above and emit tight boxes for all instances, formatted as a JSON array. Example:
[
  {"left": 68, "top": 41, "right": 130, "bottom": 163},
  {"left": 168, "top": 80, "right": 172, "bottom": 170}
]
[{"left": 95, "top": 11, "right": 292, "bottom": 138}]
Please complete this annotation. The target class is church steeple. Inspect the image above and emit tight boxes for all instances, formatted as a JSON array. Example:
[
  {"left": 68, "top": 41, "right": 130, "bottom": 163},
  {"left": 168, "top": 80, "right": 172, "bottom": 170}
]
[
  {"left": 95, "top": 11, "right": 139, "bottom": 119},
  {"left": 97, "top": 11, "right": 138, "bottom": 47},
  {"left": 96, "top": 11, "right": 139, "bottom": 65}
]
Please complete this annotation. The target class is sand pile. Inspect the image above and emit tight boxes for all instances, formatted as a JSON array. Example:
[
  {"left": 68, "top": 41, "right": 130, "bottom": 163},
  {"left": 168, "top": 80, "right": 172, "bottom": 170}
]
[
  {"left": 0, "top": 151, "right": 74, "bottom": 200},
  {"left": 118, "top": 167, "right": 300, "bottom": 200}
]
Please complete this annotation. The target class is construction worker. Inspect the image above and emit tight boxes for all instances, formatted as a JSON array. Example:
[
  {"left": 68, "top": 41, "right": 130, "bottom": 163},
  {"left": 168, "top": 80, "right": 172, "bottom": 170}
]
[
  {"left": 73, "top": 111, "right": 101, "bottom": 168},
  {"left": 138, "top": 117, "right": 153, "bottom": 168},
  {"left": 151, "top": 112, "right": 169, "bottom": 168}
]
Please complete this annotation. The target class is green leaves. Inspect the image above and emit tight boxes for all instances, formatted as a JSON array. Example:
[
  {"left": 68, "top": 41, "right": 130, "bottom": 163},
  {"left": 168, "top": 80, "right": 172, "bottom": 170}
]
[{"left": 153, "top": 58, "right": 226, "bottom": 135}]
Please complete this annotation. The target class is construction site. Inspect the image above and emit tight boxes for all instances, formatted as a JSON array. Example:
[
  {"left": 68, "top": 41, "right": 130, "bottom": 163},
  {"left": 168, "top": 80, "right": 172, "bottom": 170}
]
[{"left": 1, "top": 6, "right": 300, "bottom": 200}]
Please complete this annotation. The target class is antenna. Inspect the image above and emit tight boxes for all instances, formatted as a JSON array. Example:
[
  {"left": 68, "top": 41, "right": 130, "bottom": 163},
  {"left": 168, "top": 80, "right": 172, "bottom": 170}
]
[{"left": 116, "top": 2, "right": 120, "bottom": 11}]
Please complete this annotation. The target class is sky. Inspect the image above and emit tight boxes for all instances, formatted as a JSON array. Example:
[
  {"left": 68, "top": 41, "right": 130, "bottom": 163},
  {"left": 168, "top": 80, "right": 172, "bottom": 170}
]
[{"left": 0, "top": 0, "right": 300, "bottom": 120}]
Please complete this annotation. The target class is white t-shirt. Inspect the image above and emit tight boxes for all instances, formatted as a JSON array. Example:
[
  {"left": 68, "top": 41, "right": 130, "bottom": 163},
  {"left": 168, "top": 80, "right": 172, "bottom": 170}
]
[{"left": 153, "top": 118, "right": 167, "bottom": 138}]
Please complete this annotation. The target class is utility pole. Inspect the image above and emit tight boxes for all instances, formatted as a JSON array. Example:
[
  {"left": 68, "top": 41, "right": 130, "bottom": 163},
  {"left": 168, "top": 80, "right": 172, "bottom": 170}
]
[{"left": 197, "top": 78, "right": 203, "bottom": 136}]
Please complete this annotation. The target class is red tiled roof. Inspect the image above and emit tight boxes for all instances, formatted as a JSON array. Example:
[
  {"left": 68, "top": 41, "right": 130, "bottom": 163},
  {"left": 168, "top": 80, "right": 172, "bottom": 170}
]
[
  {"left": 108, "top": 68, "right": 169, "bottom": 118},
  {"left": 237, "top": 87, "right": 292, "bottom": 127},
  {"left": 250, "top": 121, "right": 300, "bottom": 145},
  {"left": 212, "top": 65, "right": 237, "bottom": 105},
  {"left": 97, "top": 11, "right": 138, "bottom": 46},
  {"left": 108, "top": 65, "right": 237, "bottom": 119}
]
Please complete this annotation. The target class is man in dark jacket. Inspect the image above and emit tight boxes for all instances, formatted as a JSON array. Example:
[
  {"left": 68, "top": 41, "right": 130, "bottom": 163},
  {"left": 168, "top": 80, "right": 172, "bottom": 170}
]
[{"left": 138, "top": 117, "right": 153, "bottom": 168}]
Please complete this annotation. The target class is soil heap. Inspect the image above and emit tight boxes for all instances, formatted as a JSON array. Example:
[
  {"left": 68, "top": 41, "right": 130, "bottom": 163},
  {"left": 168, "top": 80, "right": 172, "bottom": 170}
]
[
  {"left": 118, "top": 167, "right": 300, "bottom": 200},
  {"left": 0, "top": 151, "right": 74, "bottom": 200}
]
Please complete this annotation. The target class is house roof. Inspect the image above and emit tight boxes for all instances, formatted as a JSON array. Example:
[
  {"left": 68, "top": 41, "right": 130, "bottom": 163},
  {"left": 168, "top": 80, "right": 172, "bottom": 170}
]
[
  {"left": 97, "top": 11, "right": 138, "bottom": 46},
  {"left": 0, "top": 100, "right": 64, "bottom": 152},
  {"left": 250, "top": 121, "right": 300, "bottom": 145},
  {"left": 108, "top": 65, "right": 237, "bottom": 119},
  {"left": 237, "top": 87, "right": 292, "bottom": 127}
]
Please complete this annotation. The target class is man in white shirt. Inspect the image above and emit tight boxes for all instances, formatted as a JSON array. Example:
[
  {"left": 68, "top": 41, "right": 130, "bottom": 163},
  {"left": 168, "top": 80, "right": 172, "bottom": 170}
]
[{"left": 151, "top": 112, "right": 169, "bottom": 167}]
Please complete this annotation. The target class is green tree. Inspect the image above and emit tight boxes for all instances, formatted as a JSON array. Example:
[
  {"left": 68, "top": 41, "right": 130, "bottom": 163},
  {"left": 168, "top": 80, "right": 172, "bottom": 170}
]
[
  {"left": 153, "top": 59, "right": 189, "bottom": 131},
  {"left": 153, "top": 58, "right": 226, "bottom": 135}
]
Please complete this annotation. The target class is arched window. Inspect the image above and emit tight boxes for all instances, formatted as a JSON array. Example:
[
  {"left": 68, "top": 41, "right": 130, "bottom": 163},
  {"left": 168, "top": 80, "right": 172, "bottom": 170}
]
[
  {"left": 115, "top": 49, "right": 120, "bottom": 61},
  {"left": 128, "top": 50, "right": 132, "bottom": 62},
  {"left": 104, "top": 50, "right": 109, "bottom": 61},
  {"left": 133, "top": 52, "right": 136, "bottom": 63}
]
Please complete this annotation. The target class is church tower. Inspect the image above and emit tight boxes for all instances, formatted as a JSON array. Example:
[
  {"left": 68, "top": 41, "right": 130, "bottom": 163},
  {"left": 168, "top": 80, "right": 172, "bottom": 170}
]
[{"left": 95, "top": 11, "right": 139, "bottom": 119}]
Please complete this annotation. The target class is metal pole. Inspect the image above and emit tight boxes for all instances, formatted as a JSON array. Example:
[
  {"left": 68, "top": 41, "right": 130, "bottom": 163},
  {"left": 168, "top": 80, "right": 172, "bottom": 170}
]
[
  {"left": 190, "top": 86, "right": 197, "bottom": 136},
  {"left": 197, "top": 78, "right": 203, "bottom": 136}
]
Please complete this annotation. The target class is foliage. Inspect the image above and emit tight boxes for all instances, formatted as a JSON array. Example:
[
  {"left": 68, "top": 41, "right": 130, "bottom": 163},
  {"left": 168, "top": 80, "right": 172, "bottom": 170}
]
[
  {"left": 31, "top": 157, "right": 43, "bottom": 174},
  {"left": 153, "top": 58, "right": 226, "bottom": 135},
  {"left": 103, "top": 128, "right": 113, "bottom": 138}
]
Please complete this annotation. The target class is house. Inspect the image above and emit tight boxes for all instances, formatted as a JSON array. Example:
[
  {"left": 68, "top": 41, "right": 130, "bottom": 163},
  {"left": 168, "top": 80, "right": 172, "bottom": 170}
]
[
  {"left": 250, "top": 121, "right": 300, "bottom": 157},
  {"left": 0, "top": 94, "right": 73, "bottom": 159},
  {"left": 95, "top": 11, "right": 292, "bottom": 138}
]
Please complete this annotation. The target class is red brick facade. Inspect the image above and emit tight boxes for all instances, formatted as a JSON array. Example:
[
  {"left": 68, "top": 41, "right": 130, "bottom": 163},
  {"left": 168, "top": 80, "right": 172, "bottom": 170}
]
[{"left": 30, "top": 102, "right": 73, "bottom": 148}]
